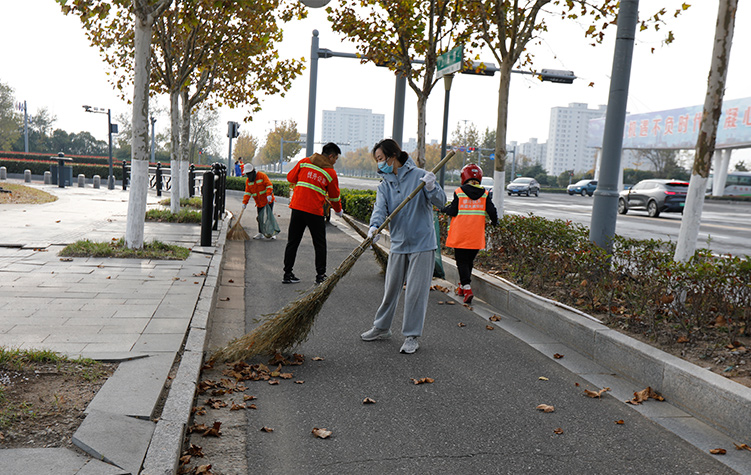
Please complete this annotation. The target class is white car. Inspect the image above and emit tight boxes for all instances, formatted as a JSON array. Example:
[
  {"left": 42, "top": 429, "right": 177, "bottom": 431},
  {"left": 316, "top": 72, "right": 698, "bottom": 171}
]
[{"left": 481, "top": 177, "right": 494, "bottom": 197}]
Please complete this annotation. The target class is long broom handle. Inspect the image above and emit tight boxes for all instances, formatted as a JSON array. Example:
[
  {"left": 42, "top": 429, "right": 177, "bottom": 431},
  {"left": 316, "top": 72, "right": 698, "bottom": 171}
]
[{"left": 371, "top": 150, "right": 456, "bottom": 237}]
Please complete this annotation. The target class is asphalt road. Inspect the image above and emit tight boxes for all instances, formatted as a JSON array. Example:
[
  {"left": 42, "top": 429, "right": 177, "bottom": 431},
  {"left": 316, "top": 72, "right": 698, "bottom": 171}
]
[
  {"left": 240, "top": 196, "right": 736, "bottom": 474},
  {"left": 338, "top": 175, "right": 751, "bottom": 257}
]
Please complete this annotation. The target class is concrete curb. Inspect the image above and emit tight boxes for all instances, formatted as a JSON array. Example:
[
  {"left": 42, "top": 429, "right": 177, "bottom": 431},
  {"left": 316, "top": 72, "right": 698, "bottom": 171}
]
[
  {"left": 440, "top": 257, "right": 751, "bottom": 443},
  {"left": 140, "top": 213, "right": 230, "bottom": 475}
]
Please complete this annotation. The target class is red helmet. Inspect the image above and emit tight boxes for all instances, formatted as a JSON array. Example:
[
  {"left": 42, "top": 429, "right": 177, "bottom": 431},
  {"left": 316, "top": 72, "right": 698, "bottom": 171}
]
[{"left": 460, "top": 164, "right": 483, "bottom": 185}]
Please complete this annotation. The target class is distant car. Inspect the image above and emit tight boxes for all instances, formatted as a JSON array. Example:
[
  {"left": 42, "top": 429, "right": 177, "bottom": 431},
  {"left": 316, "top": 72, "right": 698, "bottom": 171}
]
[
  {"left": 480, "top": 177, "right": 494, "bottom": 198},
  {"left": 506, "top": 177, "right": 540, "bottom": 197},
  {"left": 618, "top": 179, "right": 689, "bottom": 217},
  {"left": 567, "top": 179, "right": 597, "bottom": 196}
]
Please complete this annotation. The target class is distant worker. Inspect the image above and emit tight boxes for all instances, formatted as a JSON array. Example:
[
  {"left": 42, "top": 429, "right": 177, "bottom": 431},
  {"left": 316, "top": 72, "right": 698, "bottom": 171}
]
[
  {"left": 283, "top": 142, "right": 343, "bottom": 285},
  {"left": 361, "top": 139, "right": 446, "bottom": 355},
  {"left": 441, "top": 163, "right": 498, "bottom": 304},
  {"left": 234, "top": 158, "right": 243, "bottom": 177},
  {"left": 241, "top": 163, "right": 277, "bottom": 240}
]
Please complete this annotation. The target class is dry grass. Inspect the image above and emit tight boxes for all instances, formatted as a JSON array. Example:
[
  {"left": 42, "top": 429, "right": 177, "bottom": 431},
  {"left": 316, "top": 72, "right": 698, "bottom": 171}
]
[{"left": 0, "top": 183, "right": 57, "bottom": 204}]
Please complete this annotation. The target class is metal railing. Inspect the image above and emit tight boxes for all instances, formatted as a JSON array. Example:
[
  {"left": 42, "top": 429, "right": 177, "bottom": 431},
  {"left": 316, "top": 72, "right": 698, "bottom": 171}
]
[{"left": 121, "top": 161, "right": 203, "bottom": 197}]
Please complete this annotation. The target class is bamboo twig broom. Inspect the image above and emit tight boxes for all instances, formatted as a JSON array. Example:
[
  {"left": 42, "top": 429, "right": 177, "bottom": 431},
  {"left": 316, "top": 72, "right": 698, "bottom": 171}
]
[
  {"left": 210, "top": 151, "right": 456, "bottom": 363},
  {"left": 227, "top": 208, "right": 250, "bottom": 241},
  {"left": 341, "top": 213, "right": 389, "bottom": 273}
]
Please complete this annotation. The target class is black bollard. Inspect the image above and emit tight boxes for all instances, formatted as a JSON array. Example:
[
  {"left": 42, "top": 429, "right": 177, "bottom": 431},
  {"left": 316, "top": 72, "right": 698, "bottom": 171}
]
[
  {"left": 122, "top": 161, "right": 128, "bottom": 190},
  {"left": 189, "top": 165, "right": 195, "bottom": 198},
  {"left": 200, "top": 171, "right": 214, "bottom": 247}
]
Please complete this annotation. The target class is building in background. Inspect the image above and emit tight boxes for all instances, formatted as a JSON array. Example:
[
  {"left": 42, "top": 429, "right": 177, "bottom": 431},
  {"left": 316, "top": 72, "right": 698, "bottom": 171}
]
[
  {"left": 545, "top": 103, "right": 607, "bottom": 176},
  {"left": 516, "top": 138, "right": 547, "bottom": 166},
  {"left": 321, "top": 107, "right": 385, "bottom": 155}
]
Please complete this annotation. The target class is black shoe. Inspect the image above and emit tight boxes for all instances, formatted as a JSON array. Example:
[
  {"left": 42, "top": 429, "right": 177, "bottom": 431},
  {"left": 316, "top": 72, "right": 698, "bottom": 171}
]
[
  {"left": 315, "top": 274, "right": 327, "bottom": 285},
  {"left": 283, "top": 273, "right": 300, "bottom": 284}
]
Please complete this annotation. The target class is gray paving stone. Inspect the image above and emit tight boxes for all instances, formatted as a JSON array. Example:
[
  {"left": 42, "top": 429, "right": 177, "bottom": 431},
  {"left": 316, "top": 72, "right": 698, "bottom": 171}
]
[
  {"left": 529, "top": 342, "right": 612, "bottom": 375},
  {"left": 0, "top": 448, "right": 125, "bottom": 475},
  {"left": 131, "top": 332, "right": 186, "bottom": 353},
  {"left": 86, "top": 353, "right": 175, "bottom": 419},
  {"left": 73, "top": 410, "right": 155, "bottom": 475},
  {"left": 142, "top": 318, "right": 190, "bottom": 334}
]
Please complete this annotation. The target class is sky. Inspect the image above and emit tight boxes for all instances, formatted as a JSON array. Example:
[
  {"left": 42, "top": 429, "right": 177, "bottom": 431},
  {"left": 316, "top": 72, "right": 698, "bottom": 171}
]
[{"left": 1, "top": 1, "right": 750, "bottom": 167}]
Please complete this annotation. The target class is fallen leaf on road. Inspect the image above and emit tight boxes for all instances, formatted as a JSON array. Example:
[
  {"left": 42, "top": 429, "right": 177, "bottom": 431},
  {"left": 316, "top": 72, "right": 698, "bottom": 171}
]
[
  {"left": 268, "top": 380, "right": 279, "bottom": 385},
  {"left": 188, "top": 423, "right": 209, "bottom": 433},
  {"left": 260, "top": 426, "right": 274, "bottom": 432},
  {"left": 55, "top": 220, "right": 61, "bottom": 223},
  {"left": 709, "top": 448, "right": 726, "bottom": 455},
  {"left": 446, "top": 300, "right": 455, "bottom": 305},
  {"left": 60, "top": 257, "right": 73, "bottom": 262},
  {"left": 553, "top": 353, "right": 564, "bottom": 359},
  {"left": 584, "top": 387, "right": 610, "bottom": 398},
  {"left": 538, "top": 377, "right": 549, "bottom": 381},
  {"left": 295, "top": 380, "right": 305, "bottom": 384},
  {"left": 192, "top": 406, "right": 206, "bottom": 416},
  {"left": 626, "top": 387, "right": 664, "bottom": 405},
  {"left": 489, "top": 315, "right": 501, "bottom": 321},
  {"left": 536, "top": 404, "right": 555, "bottom": 413},
  {"left": 195, "top": 464, "right": 215, "bottom": 474},
  {"left": 243, "top": 395, "right": 257, "bottom": 401},
  {"left": 186, "top": 444, "right": 204, "bottom": 456},
  {"left": 228, "top": 279, "right": 234, "bottom": 283},
  {"left": 437, "top": 301, "right": 445, "bottom": 305},
  {"left": 457, "top": 322, "right": 466, "bottom": 327},
  {"left": 553, "top": 428, "right": 564, "bottom": 434},
  {"left": 463, "top": 303, "right": 473, "bottom": 309},
  {"left": 179, "top": 454, "right": 191, "bottom": 465},
  {"left": 363, "top": 397, "right": 376, "bottom": 404},
  {"left": 411, "top": 377, "right": 435, "bottom": 385},
  {"left": 431, "top": 285, "right": 450, "bottom": 293},
  {"left": 205, "top": 398, "right": 227, "bottom": 409},
  {"left": 202, "top": 421, "right": 222, "bottom": 437},
  {"left": 734, "top": 443, "right": 751, "bottom": 451},
  {"left": 486, "top": 325, "right": 494, "bottom": 330},
  {"left": 615, "top": 420, "right": 625, "bottom": 425},
  {"left": 312, "top": 356, "right": 325, "bottom": 361},
  {"left": 312, "top": 427, "right": 332, "bottom": 439},
  {"left": 230, "top": 403, "right": 246, "bottom": 411}
]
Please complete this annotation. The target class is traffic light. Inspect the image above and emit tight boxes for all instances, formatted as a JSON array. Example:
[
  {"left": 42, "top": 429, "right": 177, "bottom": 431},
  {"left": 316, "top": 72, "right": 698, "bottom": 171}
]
[
  {"left": 227, "top": 121, "right": 240, "bottom": 138},
  {"left": 540, "top": 69, "right": 575, "bottom": 84}
]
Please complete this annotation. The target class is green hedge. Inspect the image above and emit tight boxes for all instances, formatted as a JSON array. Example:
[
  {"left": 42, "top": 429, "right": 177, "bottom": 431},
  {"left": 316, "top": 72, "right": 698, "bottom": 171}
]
[
  {"left": 0, "top": 158, "right": 126, "bottom": 180},
  {"left": 438, "top": 213, "right": 750, "bottom": 344}
]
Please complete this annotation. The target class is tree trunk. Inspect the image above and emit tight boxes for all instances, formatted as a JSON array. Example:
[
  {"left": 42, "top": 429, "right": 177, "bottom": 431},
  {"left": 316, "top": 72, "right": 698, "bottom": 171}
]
[
  {"left": 169, "top": 89, "right": 181, "bottom": 214},
  {"left": 125, "top": 11, "right": 154, "bottom": 249},
  {"left": 179, "top": 89, "right": 190, "bottom": 201},
  {"left": 674, "top": 0, "right": 737, "bottom": 262},
  {"left": 492, "top": 59, "right": 513, "bottom": 215},
  {"left": 415, "top": 93, "right": 427, "bottom": 168}
]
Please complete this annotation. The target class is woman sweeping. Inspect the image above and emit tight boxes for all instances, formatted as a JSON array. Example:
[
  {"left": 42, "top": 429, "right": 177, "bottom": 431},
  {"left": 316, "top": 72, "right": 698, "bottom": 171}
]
[
  {"left": 441, "top": 164, "right": 498, "bottom": 304},
  {"left": 361, "top": 139, "right": 446, "bottom": 354}
]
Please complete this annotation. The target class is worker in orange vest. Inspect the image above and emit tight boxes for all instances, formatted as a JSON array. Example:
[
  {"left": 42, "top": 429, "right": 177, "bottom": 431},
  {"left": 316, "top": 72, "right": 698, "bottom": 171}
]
[
  {"left": 241, "top": 163, "right": 276, "bottom": 240},
  {"left": 283, "top": 142, "right": 343, "bottom": 285},
  {"left": 441, "top": 164, "right": 498, "bottom": 304}
]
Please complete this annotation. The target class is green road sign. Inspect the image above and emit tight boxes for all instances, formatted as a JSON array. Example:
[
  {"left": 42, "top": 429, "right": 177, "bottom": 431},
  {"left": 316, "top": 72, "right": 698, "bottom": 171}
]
[{"left": 436, "top": 45, "right": 463, "bottom": 78}]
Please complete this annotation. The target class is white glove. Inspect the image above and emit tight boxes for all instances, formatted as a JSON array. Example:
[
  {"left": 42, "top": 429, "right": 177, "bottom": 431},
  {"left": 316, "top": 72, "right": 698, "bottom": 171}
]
[
  {"left": 335, "top": 209, "right": 343, "bottom": 217},
  {"left": 367, "top": 226, "right": 381, "bottom": 244},
  {"left": 242, "top": 204, "right": 247, "bottom": 210},
  {"left": 420, "top": 171, "right": 436, "bottom": 191}
]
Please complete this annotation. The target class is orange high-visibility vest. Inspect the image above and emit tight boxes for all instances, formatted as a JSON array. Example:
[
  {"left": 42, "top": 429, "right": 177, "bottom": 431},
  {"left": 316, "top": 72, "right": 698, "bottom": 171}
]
[
  {"left": 242, "top": 171, "right": 275, "bottom": 208},
  {"left": 287, "top": 155, "right": 341, "bottom": 216},
  {"left": 446, "top": 189, "right": 488, "bottom": 249}
]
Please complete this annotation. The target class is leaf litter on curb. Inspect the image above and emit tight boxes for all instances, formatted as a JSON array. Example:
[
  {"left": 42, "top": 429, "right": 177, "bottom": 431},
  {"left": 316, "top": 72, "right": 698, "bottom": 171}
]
[
  {"left": 584, "top": 387, "right": 610, "bottom": 398},
  {"left": 626, "top": 386, "right": 664, "bottom": 405}
]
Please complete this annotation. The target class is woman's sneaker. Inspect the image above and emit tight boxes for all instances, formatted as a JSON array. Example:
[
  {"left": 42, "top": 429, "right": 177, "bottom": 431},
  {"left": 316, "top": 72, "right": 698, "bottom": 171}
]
[
  {"left": 463, "top": 288, "right": 474, "bottom": 304},
  {"left": 400, "top": 336, "right": 419, "bottom": 354},
  {"left": 361, "top": 326, "right": 392, "bottom": 341}
]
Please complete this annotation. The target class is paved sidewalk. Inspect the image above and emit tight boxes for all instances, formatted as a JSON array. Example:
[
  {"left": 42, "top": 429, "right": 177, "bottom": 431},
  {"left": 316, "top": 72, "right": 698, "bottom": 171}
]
[{"left": 0, "top": 179, "right": 225, "bottom": 474}]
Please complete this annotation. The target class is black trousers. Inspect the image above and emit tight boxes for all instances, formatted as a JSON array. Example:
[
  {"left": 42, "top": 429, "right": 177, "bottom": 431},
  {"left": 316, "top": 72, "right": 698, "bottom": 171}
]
[
  {"left": 284, "top": 209, "right": 327, "bottom": 276},
  {"left": 454, "top": 248, "right": 479, "bottom": 286}
]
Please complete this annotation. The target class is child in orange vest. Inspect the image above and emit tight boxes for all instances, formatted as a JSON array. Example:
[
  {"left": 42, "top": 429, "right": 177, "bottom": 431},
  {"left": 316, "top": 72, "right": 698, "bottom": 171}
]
[{"left": 441, "top": 164, "right": 498, "bottom": 304}]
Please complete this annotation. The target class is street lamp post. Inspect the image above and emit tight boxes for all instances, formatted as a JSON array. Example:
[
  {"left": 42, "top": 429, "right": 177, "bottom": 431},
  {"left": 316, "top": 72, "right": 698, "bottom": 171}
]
[{"left": 83, "top": 105, "right": 117, "bottom": 189}]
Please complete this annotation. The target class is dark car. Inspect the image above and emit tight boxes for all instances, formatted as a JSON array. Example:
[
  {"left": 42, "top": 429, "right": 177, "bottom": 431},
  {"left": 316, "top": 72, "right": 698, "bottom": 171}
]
[
  {"left": 567, "top": 179, "right": 597, "bottom": 196},
  {"left": 618, "top": 179, "right": 689, "bottom": 217},
  {"left": 506, "top": 177, "right": 540, "bottom": 197}
]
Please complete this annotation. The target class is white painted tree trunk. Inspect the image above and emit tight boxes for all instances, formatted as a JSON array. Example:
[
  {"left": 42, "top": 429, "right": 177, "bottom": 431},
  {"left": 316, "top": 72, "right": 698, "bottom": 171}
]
[
  {"left": 125, "top": 14, "right": 153, "bottom": 249},
  {"left": 675, "top": 0, "right": 737, "bottom": 262},
  {"left": 179, "top": 90, "right": 191, "bottom": 201},
  {"left": 492, "top": 169, "right": 505, "bottom": 216},
  {"left": 169, "top": 90, "right": 181, "bottom": 214}
]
